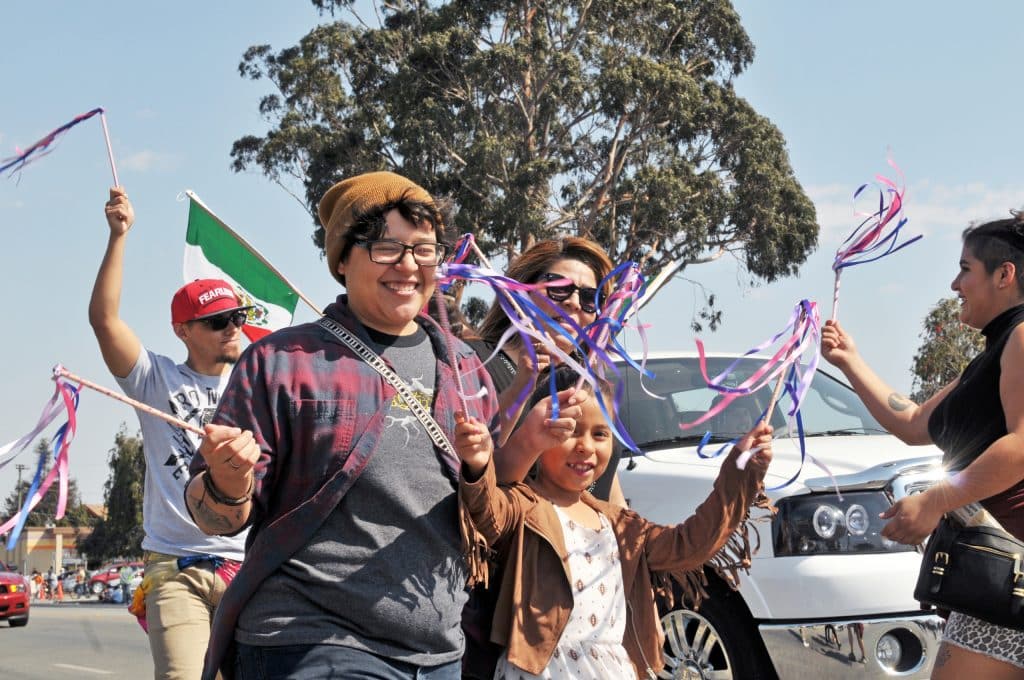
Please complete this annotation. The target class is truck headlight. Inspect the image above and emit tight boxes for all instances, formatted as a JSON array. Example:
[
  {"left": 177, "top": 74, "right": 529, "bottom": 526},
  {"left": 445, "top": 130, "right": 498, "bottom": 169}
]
[{"left": 773, "top": 491, "right": 914, "bottom": 555}]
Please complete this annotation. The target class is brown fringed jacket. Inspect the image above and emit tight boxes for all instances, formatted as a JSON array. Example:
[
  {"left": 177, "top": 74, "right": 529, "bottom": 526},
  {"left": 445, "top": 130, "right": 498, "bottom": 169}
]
[{"left": 459, "top": 448, "right": 770, "bottom": 678}]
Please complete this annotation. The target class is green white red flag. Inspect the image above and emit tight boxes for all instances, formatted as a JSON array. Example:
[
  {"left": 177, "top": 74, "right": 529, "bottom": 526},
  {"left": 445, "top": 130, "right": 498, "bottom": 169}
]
[{"left": 183, "top": 192, "right": 301, "bottom": 341}]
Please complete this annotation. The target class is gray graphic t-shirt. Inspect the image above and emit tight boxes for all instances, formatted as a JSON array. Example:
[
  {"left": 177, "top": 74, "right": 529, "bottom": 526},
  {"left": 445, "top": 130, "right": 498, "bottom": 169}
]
[
  {"left": 117, "top": 348, "right": 246, "bottom": 559},
  {"left": 236, "top": 327, "right": 467, "bottom": 665}
]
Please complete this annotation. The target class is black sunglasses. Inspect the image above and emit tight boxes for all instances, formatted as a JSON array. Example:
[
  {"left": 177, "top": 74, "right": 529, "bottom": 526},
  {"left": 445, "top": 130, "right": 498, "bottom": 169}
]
[
  {"left": 538, "top": 273, "right": 600, "bottom": 314},
  {"left": 195, "top": 310, "right": 248, "bottom": 331}
]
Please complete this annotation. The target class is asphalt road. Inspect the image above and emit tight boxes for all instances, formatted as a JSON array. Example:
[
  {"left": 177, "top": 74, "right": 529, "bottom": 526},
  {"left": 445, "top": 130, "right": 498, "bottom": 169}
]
[{"left": 1, "top": 599, "right": 154, "bottom": 679}]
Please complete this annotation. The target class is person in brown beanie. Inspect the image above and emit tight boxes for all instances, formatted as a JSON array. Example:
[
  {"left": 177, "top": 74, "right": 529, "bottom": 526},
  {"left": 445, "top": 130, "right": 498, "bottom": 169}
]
[{"left": 186, "top": 170, "right": 581, "bottom": 680}]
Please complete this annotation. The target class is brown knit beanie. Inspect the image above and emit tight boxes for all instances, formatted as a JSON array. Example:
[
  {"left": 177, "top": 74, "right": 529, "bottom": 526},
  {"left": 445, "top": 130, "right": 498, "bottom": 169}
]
[{"left": 318, "top": 171, "right": 436, "bottom": 284}]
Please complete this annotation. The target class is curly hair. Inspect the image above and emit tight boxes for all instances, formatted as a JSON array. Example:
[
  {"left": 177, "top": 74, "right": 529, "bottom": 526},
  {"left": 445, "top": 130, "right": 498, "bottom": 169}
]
[{"left": 332, "top": 194, "right": 454, "bottom": 286}]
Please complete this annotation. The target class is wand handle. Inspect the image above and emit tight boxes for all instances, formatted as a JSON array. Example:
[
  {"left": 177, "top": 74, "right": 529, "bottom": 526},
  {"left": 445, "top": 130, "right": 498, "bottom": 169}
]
[
  {"left": 54, "top": 366, "right": 204, "bottom": 436},
  {"left": 762, "top": 372, "right": 787, "bottom": 425},
  {"left": 467, "top": 242, "right": 546, "bottom": 446},
  {"left": 98, "top": 111, "right": 120, "bottom": 187},
  {"left": 432, "top": 289, "right": 469, "bottom": 415},
  {"left": 831, "top": 269, "right": 841, "bottom": 322}
]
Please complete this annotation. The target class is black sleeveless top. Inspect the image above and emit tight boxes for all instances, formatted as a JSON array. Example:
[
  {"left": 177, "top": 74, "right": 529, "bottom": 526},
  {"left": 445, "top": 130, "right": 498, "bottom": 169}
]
[{"left": 927, "top": 303, "right": 1024, "bottom": 537}]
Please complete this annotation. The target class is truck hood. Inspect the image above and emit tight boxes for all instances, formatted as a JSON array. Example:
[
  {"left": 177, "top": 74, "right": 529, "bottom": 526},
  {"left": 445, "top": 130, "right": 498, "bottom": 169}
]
[{"left": 640, "top": 434, "right": 943, "bottom": 494}]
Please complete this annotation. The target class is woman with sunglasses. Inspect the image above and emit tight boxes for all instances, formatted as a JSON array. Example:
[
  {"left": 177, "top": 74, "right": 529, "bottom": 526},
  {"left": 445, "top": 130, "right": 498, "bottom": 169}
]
[{"left": 472, "top": 236, "right": 625, "bottom": 505}]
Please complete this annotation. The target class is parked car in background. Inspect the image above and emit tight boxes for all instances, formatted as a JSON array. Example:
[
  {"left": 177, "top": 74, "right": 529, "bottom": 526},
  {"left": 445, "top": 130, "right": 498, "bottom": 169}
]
[
  {"left": 88, "top": 560, "right": 144, "bottom": 596},
  {"left": 615, "top": 352, "right": 945, "bottom": 679},
  {"left": 0, "top": 564, "right": 29, "bottom": 627}
]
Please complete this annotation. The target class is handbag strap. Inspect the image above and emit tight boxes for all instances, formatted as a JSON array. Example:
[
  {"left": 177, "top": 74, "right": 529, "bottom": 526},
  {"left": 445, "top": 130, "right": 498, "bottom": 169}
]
[{"left": 317, "top": 316, "right": 456, "bottom": 458}]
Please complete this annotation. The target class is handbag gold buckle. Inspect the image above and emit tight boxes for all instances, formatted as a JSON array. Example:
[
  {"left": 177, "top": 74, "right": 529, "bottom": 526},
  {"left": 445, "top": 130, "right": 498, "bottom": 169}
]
[
  {"left": 1009, "top": 556, "right": 1024, "bottom": 598},
  {"left": 931, "top": 551, "right": 949, "bottom": 577}
]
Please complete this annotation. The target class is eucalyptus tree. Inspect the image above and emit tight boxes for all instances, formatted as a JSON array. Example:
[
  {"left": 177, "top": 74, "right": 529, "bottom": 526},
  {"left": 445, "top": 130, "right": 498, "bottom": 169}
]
[
  {"left": 910, "top": 297, "right": 984, "bottom": 403},
  {"left": 232, "top": 0, "right": 818, "bottom": 325}
]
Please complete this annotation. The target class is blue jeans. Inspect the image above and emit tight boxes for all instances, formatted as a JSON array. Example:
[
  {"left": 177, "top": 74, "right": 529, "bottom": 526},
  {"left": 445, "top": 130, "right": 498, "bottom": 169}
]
[{"left": 234, "top": 643, "right": 461, "bottom": 680}]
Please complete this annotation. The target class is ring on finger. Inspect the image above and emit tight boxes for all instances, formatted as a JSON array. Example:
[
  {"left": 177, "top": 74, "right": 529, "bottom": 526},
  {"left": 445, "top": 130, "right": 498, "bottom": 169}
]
[{"left": 228, "top": 461, "right": 241, "bottom": 470}]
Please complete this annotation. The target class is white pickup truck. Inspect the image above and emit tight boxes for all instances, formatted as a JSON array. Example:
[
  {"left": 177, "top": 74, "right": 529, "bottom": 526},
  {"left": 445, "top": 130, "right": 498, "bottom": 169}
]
[{"left": 615, "top": 352, "right": 946, "bottom": 679}]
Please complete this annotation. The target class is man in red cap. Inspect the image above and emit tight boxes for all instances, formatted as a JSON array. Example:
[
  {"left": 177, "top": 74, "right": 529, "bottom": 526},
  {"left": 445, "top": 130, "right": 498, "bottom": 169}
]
[{"left": 89, "top": 187, "right": 250, "bottom": 680}]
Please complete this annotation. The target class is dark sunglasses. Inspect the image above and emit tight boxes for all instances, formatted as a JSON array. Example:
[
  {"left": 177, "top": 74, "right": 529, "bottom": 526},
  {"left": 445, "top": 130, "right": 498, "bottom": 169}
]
[
  {"left": 195, "top": 310, "right": 248, "bottom": 331},
  {"left": 538, "top": 273, "right": 600, "bottom": 314}
]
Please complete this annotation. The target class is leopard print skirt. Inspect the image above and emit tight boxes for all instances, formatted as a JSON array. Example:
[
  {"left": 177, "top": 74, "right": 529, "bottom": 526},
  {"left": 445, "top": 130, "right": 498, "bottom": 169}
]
[{"left": 943, "top": 611, "right": 1024, "bottom": 668}]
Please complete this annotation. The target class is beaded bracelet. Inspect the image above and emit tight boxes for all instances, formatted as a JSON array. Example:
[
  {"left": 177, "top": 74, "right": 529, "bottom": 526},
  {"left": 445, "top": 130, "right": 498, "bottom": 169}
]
[{"left": 202, "top": 471, "right": 254, "bottom": 506}]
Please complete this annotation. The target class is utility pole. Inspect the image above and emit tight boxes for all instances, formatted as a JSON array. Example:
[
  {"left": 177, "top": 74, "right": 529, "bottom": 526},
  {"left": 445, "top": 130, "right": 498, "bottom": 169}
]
[
  {"left": 15, "top": 464, "right": 28, "bottom": 513},
  {"left": 15, "top": 464, "right": 28, "bottom": 573}
]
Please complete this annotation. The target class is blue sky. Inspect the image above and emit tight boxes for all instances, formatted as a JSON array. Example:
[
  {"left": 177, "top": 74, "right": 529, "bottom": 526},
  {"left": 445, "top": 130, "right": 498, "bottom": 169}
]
[{"left": 2, "top": 1, "right": 1022, "bottom": 505}]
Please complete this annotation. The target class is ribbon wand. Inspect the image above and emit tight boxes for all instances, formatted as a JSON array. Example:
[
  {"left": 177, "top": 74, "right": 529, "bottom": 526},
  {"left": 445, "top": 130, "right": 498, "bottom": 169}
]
[
  {"left": 441, "top": 235, "right": 551, "bottom": 446},
  {"left": 831, "top": 269, "right": 842, "bottom": 322},
  {"left": 761, "top": 373, "right": 787, "bottom": 425},
  {"left": 1, "top": 107, "right": 119, "bottom": 184},
  {"left": 831, "top": 156, "right": 921, "bottom": 322},
  {"left": 760, "top": 301, "right": 812, "bottom": 423},
  {"left": 54, "top": 365, "right": 204, "bottom": 436},
  {"left": 98, "top": 110, "right": 120, "bottom": 187}
]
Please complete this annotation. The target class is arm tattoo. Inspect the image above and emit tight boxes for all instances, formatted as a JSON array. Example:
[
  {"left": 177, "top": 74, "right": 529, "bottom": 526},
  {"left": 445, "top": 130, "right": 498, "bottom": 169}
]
[
  {"left": 934, "top": 643, "right": 952, "bottom": 668},
  {"left": 187, "top": 486, "right": 238, "bottom": 535},
  {"left": 887, "top": 392, "right": 914, "bottom": 412}
]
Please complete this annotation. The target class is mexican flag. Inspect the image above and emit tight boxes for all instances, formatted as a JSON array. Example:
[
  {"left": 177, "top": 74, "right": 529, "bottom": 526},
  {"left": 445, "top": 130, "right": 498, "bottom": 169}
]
[{"left": 183, "top": 192, "right": 301, "bottom": 341}]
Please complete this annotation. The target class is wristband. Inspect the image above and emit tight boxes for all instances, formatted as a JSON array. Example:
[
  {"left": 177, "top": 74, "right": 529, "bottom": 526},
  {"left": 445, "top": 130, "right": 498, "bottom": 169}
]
[{"left": 202, "top": 471, "right": 253, "bottom": 506}]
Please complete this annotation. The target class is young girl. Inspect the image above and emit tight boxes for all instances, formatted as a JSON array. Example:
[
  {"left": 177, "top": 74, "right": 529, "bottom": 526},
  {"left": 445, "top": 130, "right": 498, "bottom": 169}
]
[{"left": 454, "top": 366, "right": 773, "bottom": 679}]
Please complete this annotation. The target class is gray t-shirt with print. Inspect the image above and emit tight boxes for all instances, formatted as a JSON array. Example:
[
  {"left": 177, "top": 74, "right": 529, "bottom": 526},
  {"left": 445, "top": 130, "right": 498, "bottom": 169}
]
[
  {"left": 116, "top": 347, "right": 247, "bottom": 560},
  {"left": 236, "top": 327, "right": 467, "bottom": 666}
]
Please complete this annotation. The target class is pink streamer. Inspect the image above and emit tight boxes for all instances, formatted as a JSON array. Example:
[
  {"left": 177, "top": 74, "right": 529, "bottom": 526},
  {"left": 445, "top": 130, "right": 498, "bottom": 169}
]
[
  {"left": 1, "top": 107, "right": 119, "bottom": 185},
  {"left": 680, "top": 300, "right": 821, "bottom": 431},
  {"left": 0, "top": 384, "right": 66, "bottom": 469},
  {"left": 0, "top": 379, "right": 78, "bottom": 536}
]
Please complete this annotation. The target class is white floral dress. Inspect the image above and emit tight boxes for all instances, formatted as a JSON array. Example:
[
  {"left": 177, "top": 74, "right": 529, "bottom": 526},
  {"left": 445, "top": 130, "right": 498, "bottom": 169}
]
[{"left": 494, "top": 506, "right": 637, "bottom": 680}]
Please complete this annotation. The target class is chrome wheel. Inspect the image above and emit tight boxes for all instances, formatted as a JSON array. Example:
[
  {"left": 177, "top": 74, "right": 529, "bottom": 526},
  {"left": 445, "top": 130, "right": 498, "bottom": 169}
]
[{"left": 659, "top": 608, "right": 733, "bottom": 680}]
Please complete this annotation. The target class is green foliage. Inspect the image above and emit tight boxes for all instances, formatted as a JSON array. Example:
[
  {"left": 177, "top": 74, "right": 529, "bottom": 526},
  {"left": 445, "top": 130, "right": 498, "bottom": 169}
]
[
  {"left": 462, "top": 295, "right": 488, "bottom": 330},
  {"left": 79, "top": 427, "right": 145, "bottom": 561},
  {"left": 2, "top": 439, "right": 92, "bottom": 530},
  {"left": 232, "top": 0, "right": 818, "bottom": 324},
  {"left": 910, "top": 297, "right": 985, "bottom": 403}
]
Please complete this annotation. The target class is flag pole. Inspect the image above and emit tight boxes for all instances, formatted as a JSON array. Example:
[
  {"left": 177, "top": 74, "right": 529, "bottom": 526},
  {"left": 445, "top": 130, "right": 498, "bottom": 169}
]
[{"left": 186, "top": 191, "right": 323, "bottom": 316}]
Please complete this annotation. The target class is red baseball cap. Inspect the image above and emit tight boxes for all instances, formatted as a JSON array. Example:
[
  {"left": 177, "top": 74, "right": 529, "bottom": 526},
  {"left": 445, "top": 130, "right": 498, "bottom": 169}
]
[{"left": 171, "top": 279, "right": 251, "bottom": 324}]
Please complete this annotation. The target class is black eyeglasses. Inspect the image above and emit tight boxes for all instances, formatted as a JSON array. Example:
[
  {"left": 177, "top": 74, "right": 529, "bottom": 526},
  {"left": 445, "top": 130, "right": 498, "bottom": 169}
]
[
  {"left": 354, "top": 239, "right": 448, "bottom": 266},
  {"left": 538, "top": 273, "right": 600, "bottom": 314},
  {"left": 195, "top": 310, "right": 248, "bottom": 331}
]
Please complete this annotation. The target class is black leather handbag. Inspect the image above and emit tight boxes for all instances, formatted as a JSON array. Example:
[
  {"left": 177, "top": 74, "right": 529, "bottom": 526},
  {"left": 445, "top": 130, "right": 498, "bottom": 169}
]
[{"left": 914, "top": 515, "right": 1024, "bottom": 630}]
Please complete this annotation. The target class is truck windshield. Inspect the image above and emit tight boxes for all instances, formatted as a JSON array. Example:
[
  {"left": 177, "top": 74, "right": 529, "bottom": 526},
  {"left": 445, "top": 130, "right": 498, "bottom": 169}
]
[{"left": 618, "top": 357, "right": 885, "bottom": 449}]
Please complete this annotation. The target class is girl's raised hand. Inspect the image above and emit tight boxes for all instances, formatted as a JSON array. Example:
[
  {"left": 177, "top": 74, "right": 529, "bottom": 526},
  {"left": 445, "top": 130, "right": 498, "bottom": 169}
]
[
  {"left": 454, "top": 412, "right": 493, "bottom": 477},
  {"left": 524, "top": 385, "right": 589, "bottom": 449},
  {"left": 736, "top": 421, "right": 774, "bottom": 475}
]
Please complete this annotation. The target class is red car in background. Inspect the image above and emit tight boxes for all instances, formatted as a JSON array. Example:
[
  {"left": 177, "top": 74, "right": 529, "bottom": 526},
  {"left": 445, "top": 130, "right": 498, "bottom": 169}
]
[
  {"left": 0, "top": 566, "right": 29, "bottom": 627},
  {"left": 88, "top": 560, "right": 144, "bottom": 595}
]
